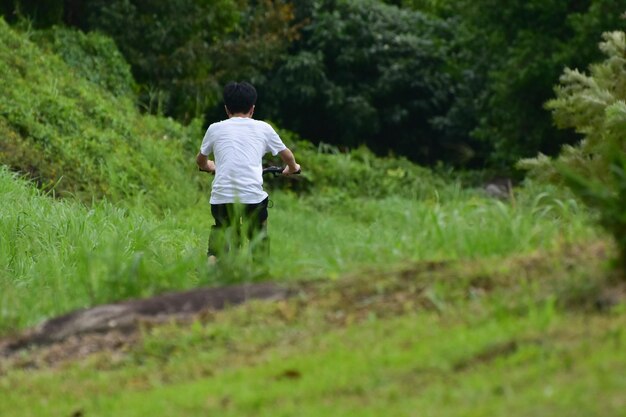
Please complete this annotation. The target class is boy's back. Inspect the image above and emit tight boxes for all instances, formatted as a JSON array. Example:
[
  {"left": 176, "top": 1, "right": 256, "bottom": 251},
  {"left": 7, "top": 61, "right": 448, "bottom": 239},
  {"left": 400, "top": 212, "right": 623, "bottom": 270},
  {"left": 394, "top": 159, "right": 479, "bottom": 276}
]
[
  {"left": 196, "top": 81, "right": 300, "bottom": 261},
  {"left": 200, "top": 117, "right": 286, "bottom": 204}
]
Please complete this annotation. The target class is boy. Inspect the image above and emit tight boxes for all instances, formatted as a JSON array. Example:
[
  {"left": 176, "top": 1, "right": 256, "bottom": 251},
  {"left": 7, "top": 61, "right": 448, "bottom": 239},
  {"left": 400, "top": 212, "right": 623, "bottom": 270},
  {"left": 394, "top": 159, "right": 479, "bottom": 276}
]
[{"left": 196, "top": 81, "right": 300, "bottom": 262}]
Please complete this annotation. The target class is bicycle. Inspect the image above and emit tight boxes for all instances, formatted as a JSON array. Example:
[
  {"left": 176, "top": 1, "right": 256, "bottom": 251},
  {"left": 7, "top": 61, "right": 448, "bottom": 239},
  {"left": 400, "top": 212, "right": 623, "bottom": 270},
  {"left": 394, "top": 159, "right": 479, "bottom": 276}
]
[{"left": 199, "top": 166, "right": 301, "bottom": 176}]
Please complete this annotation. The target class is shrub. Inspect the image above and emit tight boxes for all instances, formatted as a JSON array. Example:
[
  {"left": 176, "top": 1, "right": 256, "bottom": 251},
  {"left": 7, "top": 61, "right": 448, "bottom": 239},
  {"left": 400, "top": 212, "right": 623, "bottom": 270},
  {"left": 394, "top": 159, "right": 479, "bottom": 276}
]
[
  {"left": 519, "top": 31, "right": 626, "bottom": 274},
  {"left": 259, "top": 0, "right": 454, "bottom": 165},
  {"left": 264, "top": 127, "right": 451, "bottom": 201}
]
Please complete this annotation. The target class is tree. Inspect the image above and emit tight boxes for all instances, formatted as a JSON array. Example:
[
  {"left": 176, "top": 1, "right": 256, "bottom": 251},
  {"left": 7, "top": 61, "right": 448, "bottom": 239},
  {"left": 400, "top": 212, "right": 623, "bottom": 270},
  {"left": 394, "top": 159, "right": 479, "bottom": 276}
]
[
  {"left": 520, "top": 32, "right": 626, "bottom": 274},
  {"left": 442, "top": 0, "right": 625, "bottom": 169},
  {"left": 1, "top": 0, "right": 298, "bottom": 122},
  {"left": 0, "top": 0, "right": 64, "bottom": 27},
  {"left": 259, "top": 0, "right": 456, "bottom": 164},
  {"left": 82, "top": 0, "right": 241, "bottom": 119}
]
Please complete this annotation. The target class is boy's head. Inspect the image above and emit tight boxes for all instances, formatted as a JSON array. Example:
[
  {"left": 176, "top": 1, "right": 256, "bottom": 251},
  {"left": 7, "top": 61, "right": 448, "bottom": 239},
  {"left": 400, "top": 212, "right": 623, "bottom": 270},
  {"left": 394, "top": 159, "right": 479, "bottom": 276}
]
[{"left": 223, "top": 82, "right": 257, "bottom": 115}]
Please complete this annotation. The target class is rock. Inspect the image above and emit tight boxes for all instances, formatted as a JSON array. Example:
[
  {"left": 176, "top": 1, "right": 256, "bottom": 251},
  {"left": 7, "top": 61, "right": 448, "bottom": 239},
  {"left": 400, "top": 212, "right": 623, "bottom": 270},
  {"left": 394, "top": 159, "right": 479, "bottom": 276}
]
[{"left": 1, "top": 282, "right": 288, "bottom": 354}]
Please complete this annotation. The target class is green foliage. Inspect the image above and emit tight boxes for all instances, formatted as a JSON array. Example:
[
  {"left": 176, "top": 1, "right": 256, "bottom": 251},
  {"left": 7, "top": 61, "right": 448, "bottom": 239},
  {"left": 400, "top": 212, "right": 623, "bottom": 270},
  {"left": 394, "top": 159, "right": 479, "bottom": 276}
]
[
  {"left": 31, "top": 26, "right": 135, "bottom": 97},
  {"left": 83, "top": 0, "right": 296, "bottom": 120},
  {"left": 443, "top": 0, "right": 625, "bottom": 168},
  {"left": 81, "top": 0, "right": 240, "bottom": 118},
  {"left": 5, "top": 0, "right": 623, "bottom": 169},
  {"left": 0, "top": 17, "right": 598, "bottom": 333},
  {"left": 520, "top": 31, "right": 626, "bottom": 272},
  {"left": 266, "top": 128, "right": 449, "bottom": 200},
  {"left": 0, "top": 163, "right": 596, "bottom": 331},
  {"left": 395, "top": 0, "right": 452, "bottom": 15},
  {"left": 0, "top": 18, "right": 202, "bottom": 208},
  {"left": 208, "top": 0, "right": 300, "bottom": 82},
  {"left": 557, "top": 156, "right": 626, "bottom": 272},
  {"left": 1, "top": 0, "right": 297, "bottom": 121},
  {"left": 259, "top": 0, "right": 455, "bottom": 164},
  {"left": 1, "top": 0, "right": 64, "bottom": 27},
  {"left": 0, "top": 167, "right": 212, "bottom": 332},
  {"left": 261, "top": 0, "right": 624, "bottom": 168}
]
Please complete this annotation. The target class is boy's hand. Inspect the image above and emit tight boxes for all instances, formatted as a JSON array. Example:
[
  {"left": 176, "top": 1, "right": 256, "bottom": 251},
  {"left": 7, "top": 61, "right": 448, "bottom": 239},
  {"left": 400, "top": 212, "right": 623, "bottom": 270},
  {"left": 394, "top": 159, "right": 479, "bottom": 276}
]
[
  {"left": 199, "top": 160, "right": 216, "bottom": 174},
  {"left": 196, "top": 153, "right": 216, "bottom": 174},
  {"left": 278, "top": 149, "right": 300, "bottom": 176},
  {"left": 282, "top": 163, "right": 301, "bottom": 176}
]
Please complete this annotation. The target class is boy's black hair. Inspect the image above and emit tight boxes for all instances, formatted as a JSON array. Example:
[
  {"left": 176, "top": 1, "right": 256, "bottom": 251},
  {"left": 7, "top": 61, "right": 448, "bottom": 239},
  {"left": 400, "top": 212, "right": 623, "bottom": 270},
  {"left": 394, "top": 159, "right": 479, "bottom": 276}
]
[{"left": 223, "top": 82, "right": 257, "bottom": 114}]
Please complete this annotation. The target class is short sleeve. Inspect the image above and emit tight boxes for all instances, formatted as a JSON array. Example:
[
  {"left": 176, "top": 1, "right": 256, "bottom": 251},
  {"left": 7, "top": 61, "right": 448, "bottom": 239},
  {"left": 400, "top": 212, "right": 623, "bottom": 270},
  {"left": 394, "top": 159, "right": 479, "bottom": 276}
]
[
  {"left": 264, "top": 123, "right": 287, "bottom": 156},
  {"left": 199, "top": 125, "right": 214, "bottom": 156}
]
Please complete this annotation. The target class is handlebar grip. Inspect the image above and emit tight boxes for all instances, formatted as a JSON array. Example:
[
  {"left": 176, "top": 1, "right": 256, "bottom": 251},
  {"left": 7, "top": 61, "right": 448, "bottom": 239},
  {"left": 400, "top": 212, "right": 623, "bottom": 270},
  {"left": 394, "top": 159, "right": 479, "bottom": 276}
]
[
  {"left": 262, "top": 166, "right": 283, "bottom": 175},
  {"left": 262, "top": 166, "right": 301, "bottom": 175}
]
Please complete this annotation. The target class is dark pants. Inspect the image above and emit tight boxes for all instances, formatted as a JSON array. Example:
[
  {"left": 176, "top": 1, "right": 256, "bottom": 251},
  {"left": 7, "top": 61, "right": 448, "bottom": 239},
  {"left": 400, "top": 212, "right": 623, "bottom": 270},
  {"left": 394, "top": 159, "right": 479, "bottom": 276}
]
[{"left": 208, "top": 197, "right": 269, "bottom": 259}]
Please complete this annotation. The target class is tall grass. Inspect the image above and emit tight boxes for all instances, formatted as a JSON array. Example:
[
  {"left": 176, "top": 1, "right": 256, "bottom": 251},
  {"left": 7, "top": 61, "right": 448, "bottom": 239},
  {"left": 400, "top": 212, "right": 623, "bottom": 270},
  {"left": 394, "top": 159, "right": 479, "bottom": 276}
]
[
  {"left": 0, "top": 167, "right": 596, "bottom": 332},
  {"left": 0, "top": 169, "right": 210, "bottom": 332},
  {"left": 270, "top": 182, "right": 594, "bottom": 275}
]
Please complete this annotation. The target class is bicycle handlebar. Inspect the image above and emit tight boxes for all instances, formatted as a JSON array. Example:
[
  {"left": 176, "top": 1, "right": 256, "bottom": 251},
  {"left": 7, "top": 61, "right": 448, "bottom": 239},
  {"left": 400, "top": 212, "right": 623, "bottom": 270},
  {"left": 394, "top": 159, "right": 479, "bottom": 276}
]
[
  {"left": 263, "top": 166, "right": 301, "bottom": 176},
  {"left": 199, "top": 166, "right": 301, "bottom": 176}
]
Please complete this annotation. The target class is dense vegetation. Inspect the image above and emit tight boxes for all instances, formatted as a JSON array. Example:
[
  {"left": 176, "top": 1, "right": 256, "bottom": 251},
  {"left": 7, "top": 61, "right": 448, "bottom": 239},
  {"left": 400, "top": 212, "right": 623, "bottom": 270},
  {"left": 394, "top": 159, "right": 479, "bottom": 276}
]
[
  {"left": 439, "top": 0, "right": 625, "bottom": 167},
  {"left": 1, "top": 4, "right": 626, "bottom": 416},
  {"left": 260, "top": 0, "right": 455, "bottom": 164},
  {"left": 2, "top": 0, "right": 623, "bottom": 167},
  {"left": 0, "top": 164, "right": 597, "bottom": 331},
  {"left": 521, "top": 31, "right": 626, "bottom": 271},
  {"left": 0, "top": 19, "right": 200, "bottom": 206},
  {"left": 0, "top": 0, "right": 623, "bottom": 326},
  {"left": 0, "top": 17, "right": 602, "bottom": 332}
]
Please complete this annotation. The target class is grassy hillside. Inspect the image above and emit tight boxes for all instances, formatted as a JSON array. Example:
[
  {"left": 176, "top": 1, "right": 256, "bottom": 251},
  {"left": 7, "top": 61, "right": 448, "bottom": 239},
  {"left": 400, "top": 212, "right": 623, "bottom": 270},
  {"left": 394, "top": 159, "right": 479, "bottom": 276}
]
[
  {"left": 0, "top": 18, "right": 443, "bottom": 208},
  {"left": 0, "top": 18, "right": 201, "bottom": 208}
]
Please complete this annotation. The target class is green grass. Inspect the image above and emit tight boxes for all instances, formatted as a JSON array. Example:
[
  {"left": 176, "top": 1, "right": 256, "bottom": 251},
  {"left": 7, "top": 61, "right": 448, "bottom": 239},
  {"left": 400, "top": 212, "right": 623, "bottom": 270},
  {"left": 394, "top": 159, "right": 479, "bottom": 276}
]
[
  {"left": 0, "top": 166, "right": 597, "bottom": 332},
  {"left": 0, "top": 17, "right": 601, "bottom": 335},
  {"left": 270, "top": 182, "right": 593, "bottom": 274},
  {"left": 0, "top": 18, "right": 202, "bottom": 207},
  {"left": 0, "top": 168, "right": 211, "bottom": 332},
  {"left": 0, "top": 15, "right": 623, "bottom": 417},
  {"left": 1, "top": 246, "right": 624, "bottom": 417}
]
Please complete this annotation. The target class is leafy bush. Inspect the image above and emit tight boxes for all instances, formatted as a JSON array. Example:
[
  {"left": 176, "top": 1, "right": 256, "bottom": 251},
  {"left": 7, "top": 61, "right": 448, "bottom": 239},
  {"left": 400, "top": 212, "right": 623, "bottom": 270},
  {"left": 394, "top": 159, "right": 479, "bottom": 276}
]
[
  {"left": 264, "top": 127, "right": 450, "bottom": 201},
  {"left": 519, "top": 31, "right": 626, "bottom": 273},
  {"left": 259, "top": 0, "right": 454, "bottom": 165},
  {"left": 443, "top": 0, "right": 625, "bottom": 168},
  {"left": 82, "top": 0, "right": 298, "bottom": 120}
]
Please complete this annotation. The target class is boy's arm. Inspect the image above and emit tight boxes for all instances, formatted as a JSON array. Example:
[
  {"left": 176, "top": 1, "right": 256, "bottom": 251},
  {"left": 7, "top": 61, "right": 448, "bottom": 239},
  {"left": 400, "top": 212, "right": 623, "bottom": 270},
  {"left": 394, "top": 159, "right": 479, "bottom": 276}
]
[
  {"left": 278, "top": 148, "right": 301, "bottom": 175},
  {"left": 196, "top": 153, "right": 216, "bottom": 173}
]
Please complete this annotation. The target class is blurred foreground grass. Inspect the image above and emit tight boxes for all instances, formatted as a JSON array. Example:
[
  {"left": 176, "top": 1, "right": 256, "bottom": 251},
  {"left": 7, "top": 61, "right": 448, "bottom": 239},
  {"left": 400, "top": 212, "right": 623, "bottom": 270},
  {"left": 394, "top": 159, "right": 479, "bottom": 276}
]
[{"left": 1, "top": 240, "right": 624, "bottom": 417}]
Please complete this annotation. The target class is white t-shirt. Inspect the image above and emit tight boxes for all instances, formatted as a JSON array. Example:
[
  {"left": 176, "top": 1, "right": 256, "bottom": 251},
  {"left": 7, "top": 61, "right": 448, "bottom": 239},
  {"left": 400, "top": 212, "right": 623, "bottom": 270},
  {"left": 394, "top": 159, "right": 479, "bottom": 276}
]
[{"left": 200, "top": 117, "right": 287, "bottom": 204}]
